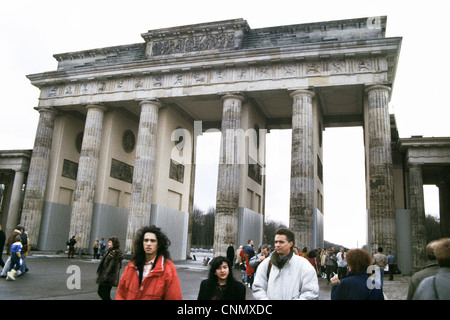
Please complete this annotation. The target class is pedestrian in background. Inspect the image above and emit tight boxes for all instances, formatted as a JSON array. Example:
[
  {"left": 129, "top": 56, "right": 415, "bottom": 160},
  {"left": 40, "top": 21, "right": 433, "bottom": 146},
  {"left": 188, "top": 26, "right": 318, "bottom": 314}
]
[
  {"left": 413, "top": 238, "right": 450, "bottom": 300},
  {"left": 387, "top": 251, "right": 396, "bottom": 281},
  {"left": 96, "top": 236, "right": 123, "bottom": 300},
  {"left": 372, "top": 247, "right": 388, "bottom": 288},
  {"left": 330, "top": 248, "right": 384, "bottom": 300},
  {"left": 1, "top": 226, "right": 21, "bottom": 278},
  {"left": 234, "top": 245, "right": 243, "bottom": 269},
  {"left": 0, "top": 224, "right": 6, "bottom": 268},
  {"left": 306, "top": 249, "right": 319, "bottom": 276},
  {"left": 197, "top": 256, "right": 246, "bottom": 300},
  {"left": 18, "top": 226, "right": 29, "bottom": 276},
  {"left": 67, "top": 236, "right": 77, "bottom": 259},
  {"left": 93, "top": 238, "right": 99, "bottom": 259},
  {"left": 226, "top": 242, "right": 235, "bottom": 269},
  {"left": 407, "top": 240, "right": 440, "bottom": 299},
  {"left": 337, "top": 248, "right": 347, "bottom": 280},
  {"left": 6, "top": 235, "right": 22, "bottom": 281},
  {"left": 325, "top": 248, "right": 337, "bottom": 284}
]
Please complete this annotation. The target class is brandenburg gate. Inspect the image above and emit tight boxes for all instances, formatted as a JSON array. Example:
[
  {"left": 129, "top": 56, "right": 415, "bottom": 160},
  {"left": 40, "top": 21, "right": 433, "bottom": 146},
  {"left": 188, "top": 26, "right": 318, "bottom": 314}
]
[{"left": 19, "top": 17, "right": 409, "bottom": 265}]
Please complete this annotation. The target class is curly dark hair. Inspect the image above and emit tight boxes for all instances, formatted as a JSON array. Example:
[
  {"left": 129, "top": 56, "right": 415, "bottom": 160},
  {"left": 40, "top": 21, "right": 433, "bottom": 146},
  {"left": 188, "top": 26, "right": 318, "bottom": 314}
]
[
  {"left": 109, "top": 236, "right": 120, "bottom": 249},
  {"left": 207, "top": 256, "right": 234, "bottom": 284},
  {"left": 132, "top": 225, "right": 171, "bottom": 271},
  {"left": 346, "top": 249, "right": 372, "bottom": 275}
]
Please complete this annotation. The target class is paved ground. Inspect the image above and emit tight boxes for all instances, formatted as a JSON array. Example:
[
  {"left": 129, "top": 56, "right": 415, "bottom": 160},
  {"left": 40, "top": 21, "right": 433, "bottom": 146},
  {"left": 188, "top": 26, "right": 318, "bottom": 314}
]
[{"left": 0, "top": 252, "right": 410, "bottom": 300}]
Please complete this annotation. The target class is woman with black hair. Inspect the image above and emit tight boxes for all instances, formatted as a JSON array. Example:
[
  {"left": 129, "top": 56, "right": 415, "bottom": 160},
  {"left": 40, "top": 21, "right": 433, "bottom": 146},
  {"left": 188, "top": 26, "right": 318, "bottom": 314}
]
[
  {"left": 197, "top": 256, "right": 246, "bottom": 300},
  {"left": 96, "top": 236, "right": 123, "bottom": 300},
  {"left": 116, "top": 225, "right": 182, "bottom": 300}
]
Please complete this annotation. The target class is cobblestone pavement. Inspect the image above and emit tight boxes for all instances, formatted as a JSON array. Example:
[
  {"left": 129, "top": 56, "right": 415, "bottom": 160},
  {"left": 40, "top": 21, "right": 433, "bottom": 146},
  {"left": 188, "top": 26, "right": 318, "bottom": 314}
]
[{"left": 0, "top": 252, "right": 410, "bottom": 300}]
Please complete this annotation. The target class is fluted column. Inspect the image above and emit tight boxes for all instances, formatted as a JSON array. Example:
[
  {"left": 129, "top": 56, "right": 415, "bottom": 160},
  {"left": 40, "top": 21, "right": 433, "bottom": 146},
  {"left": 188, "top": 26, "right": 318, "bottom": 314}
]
[
  {"left": 6, "top": 171, "right": 25, "bottom": 232},
  {"left": 366, "top": 85, "right": 396, "bottom": 255},
  {"left": 408, "top": 164, "right": 427, "bottom": 271},
  {"left": 69, "top": 104, "right": 107, "bottom": 252},
  {"left": 21, "top": 107, "right": 57, "bottom": 247},
  {"left": 125, "top": 99, "right": 161, "bottom": 253},
  {"left": 438, "top": 181, "right": 450, "bottom": 238},
  {"left": 289, "top": 89, "right": 315, "bottom": 250},
  {"left": 214, "top": 93, "right": 244, "bottom": 257}
]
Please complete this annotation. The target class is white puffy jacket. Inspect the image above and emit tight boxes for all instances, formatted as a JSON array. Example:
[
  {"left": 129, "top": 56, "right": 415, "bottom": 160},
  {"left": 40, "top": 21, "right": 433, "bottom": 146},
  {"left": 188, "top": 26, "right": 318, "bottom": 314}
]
[{"left": 252, "top": 254, "right": 319, "bottom": 300}]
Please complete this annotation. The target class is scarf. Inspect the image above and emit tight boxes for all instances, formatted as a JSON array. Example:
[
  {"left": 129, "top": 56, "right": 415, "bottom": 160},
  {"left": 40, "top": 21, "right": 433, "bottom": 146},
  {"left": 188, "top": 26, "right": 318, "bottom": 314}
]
[{"left": 270, "top": 249, "right": 294, "bottom": 270}]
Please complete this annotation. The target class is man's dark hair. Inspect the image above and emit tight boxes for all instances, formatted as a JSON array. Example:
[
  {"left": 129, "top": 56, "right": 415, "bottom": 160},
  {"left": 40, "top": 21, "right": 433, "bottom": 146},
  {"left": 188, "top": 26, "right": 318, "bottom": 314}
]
[
  {"left": 275, "top": 228, "right": 295, "bottom": 244},
  {"left": 132, "top": 225, "right": 171, "bottom": 271}
]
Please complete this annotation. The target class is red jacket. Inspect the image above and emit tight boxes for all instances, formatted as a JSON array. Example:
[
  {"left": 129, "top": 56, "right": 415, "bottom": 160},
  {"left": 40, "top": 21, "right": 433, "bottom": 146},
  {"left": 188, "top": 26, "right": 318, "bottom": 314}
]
[{"left": 116, "top": 256, "right": 182, "bottom": 300}]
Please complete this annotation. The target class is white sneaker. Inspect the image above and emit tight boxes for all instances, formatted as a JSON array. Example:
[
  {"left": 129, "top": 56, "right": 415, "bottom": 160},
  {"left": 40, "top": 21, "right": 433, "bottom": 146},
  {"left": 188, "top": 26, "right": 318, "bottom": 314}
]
[{"left": 6, "top": 270, "right": 16, "bottom": 281}]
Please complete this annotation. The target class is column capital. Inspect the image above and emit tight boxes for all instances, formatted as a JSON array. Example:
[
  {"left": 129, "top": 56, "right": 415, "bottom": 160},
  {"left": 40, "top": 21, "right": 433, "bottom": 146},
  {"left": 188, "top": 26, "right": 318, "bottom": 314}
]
[
  {"left": 86, "top": 103, "right": 108, "bottom": 112},
  {"left": 138, "top": 98, "right": 162, "bottom": 108},
  {"left": 365, "top": 84, "right": 392, "bottom": 95},
  {"left": 34, "top": 106, "right": 58, "bottom": 116},
  {"left": 289, "top": 88, "right": 315, "bottom": 99},
  {"left": 220, "top": 92, "right": 245, "bottom": 102}
]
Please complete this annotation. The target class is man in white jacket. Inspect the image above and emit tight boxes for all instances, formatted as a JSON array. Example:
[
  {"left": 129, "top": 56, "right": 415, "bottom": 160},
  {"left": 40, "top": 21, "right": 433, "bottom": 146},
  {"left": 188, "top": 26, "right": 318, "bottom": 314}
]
[{"left": 252, "top": 228, "right": 319, "bottom": 300}]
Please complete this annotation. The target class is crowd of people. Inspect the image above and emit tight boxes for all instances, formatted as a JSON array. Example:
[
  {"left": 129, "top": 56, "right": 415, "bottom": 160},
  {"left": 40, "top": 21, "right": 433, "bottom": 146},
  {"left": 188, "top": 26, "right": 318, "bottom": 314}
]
[
  {"left": 1, "top": 222, "right": 449, "bottom": 300},
  {"left": 0, "top": 224, "right": 30, "bottom": 281}
]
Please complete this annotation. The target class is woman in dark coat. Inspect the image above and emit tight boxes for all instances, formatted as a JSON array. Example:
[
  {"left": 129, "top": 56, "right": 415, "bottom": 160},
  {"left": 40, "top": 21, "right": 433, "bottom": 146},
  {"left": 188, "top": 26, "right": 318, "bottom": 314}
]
[
  {"left": 330, "top": 248, "right": 384, "bottom": 300},
  {"left": 198, "top": 256, "right": 246, "bottom": 300},
  {"left": 96, "top": 236, "right": 123, "bottom": 300}
]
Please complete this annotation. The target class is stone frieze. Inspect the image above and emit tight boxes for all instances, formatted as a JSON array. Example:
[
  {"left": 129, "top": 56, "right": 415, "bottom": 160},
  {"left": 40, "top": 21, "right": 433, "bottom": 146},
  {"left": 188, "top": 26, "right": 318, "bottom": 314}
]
[{"left": 41, "top": 57, "right": 388, "bottom": 100}]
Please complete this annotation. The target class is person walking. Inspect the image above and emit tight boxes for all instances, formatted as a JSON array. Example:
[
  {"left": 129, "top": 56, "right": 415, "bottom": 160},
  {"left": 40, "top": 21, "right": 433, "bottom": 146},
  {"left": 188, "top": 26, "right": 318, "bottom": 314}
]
[
  {"left": 387, "top": 251, "right": 396, "bottom": 281},
  {"left": 306, "top": 249, "right": 319, "bottom": 276},
  {"left": 98, "top": 238, "right": 106, "bottom": 258},
  {"left": 226, "top": 242, "right": 235, "bottom": 269},
  {"left": 234, "top": 245, "right": 243, "bottom": 269},
  {"left": 18, "top": 226, "right": 29, "bottom": 276},
  {"left": 406, "top": 240, "right": 441, "bottom": 299},
  {"left": 96, "top": 236, "right": 123, "bottom": 300},
  {"left": 325, "top": 248, "right": 337, "bottom": 284},
  {"left": 320, "top": 248, "right": 327, "bottom": 278},
  {"left": 252, "top": 228, "right": 319, "bottom": 300},
  {"left": 197, "top": 256, "right": 246, "bottom": 300},
  {"left": 1, "top": 226, "right": 21, "bottom": 278},
  {"left": 372, "top": 247, "right": 388, "bottom": 288},
  {"left": 93, "top": 238, "right": 99, "bottom": 259},
  {"left": 0, "top": 224, "right": 6, "bottom": 268},
  {"left": 116, "top": 225, "right": 182, "bottom": 300},
  {"left": 6, "top": 235, "right": 22, "bottom": 281},
  {"left": 67, "top": 236, "right": 77, "bottom": 259},
  {"left": 249, "top": 244, "right": 270, "bottom": 273},
  {"left": 330, "top": 248, "right": 384, "bottom": 300},
  {"left": 413, "top": 238, "right": 450, "bottom": 300},
  {"left": 337, "top": 248, "right": 347, "bottom": 280}
]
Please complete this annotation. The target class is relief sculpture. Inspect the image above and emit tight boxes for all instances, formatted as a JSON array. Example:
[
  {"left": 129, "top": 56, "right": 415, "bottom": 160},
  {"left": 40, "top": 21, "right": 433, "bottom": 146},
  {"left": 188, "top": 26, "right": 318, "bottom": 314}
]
[{"left": 152, "top": 33, "right": 235, "bottom": 56}]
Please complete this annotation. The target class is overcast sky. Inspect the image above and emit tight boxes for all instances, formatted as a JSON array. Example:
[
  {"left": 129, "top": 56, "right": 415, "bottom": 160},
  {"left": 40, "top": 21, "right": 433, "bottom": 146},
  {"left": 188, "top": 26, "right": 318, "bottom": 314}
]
[{"left": 1, "top": 0, "right": 448, "bottom": 248}]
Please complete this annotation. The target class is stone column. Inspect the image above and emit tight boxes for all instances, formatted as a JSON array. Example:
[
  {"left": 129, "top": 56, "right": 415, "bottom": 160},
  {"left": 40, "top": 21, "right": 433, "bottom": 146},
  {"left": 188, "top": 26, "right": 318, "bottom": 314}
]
[
  {"left": 438, "top": 182, "right": 450, "bottom": 237},
  {"left": 69, "top": 104, "right": 107, "bottom": 253},
  {"left": 365, "top": 85, "right": 396, "bottom": 255},
  {"left": 125, "top": 99, "right": 161, "bottom": 253},
  {"left": 408, "top": 164, "right": 427, "bottom": 271},
  {"left": 289, "top": 89, "right": 315, "bottom": 250},
  {"left": 6, "top": 170, "right": 25, "bottom": 232},
  {"left": 214, "top": 93, "right": 244, "bottom": 257},
  {"left": 21, "top": 107, "right": 57, "bottom": 247}
]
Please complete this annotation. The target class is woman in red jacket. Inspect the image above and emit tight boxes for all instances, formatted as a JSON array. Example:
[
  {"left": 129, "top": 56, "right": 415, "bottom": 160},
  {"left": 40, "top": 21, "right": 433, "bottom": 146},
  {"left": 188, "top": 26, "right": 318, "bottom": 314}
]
[{"left": 116, "top": 225, "right": 182, "bottom": 300}]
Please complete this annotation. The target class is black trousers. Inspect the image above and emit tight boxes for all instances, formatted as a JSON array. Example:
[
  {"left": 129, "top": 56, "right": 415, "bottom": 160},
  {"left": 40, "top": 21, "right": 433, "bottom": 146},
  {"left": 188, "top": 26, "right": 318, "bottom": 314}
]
[{"left": 98, "top": 284, "right": 112, "bottom": 300}]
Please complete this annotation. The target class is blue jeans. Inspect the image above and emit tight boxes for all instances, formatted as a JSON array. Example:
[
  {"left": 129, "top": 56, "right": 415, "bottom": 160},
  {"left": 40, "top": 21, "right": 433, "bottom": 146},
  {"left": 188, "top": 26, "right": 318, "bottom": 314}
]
[{"left": 9, "top": 254, "right": 21, "bottom": 271}]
